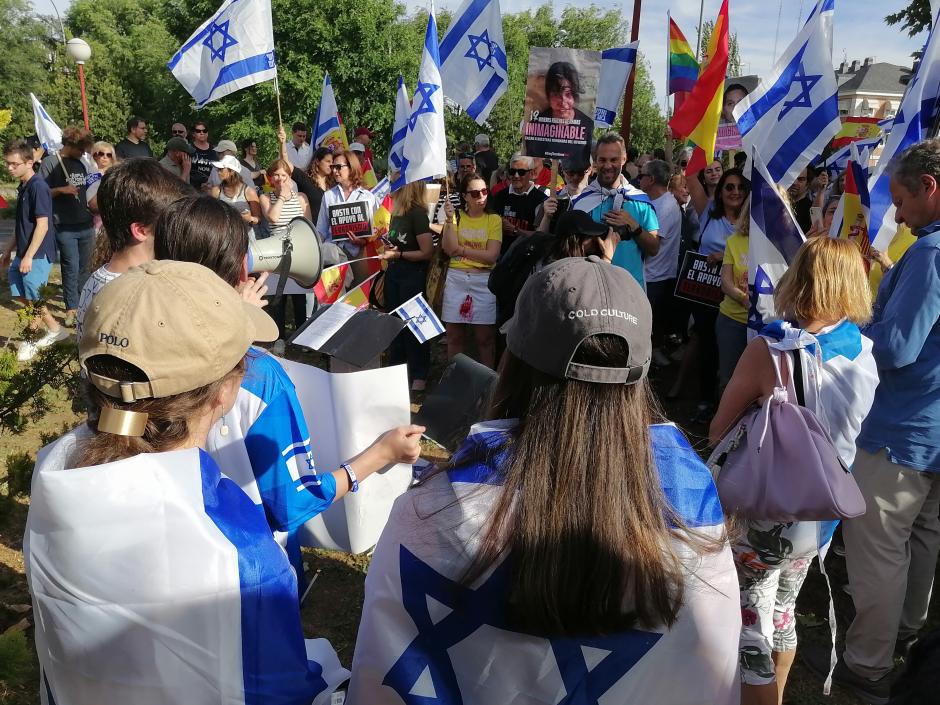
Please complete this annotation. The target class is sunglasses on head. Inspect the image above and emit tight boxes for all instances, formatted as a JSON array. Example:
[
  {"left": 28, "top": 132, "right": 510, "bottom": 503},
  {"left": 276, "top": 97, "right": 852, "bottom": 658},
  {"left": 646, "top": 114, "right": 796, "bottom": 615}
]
[
  {"left": 94, "top": 151, "right": 113, "bottom": 158},
  {"left": 465, "top": 188, "right": 488, "bottom": 198},
  {"left": 723, "top": 182, "right": 747, "bottom": 192},
  {"left": 508, "top": 168, "right": 529, "bottom": 176}
]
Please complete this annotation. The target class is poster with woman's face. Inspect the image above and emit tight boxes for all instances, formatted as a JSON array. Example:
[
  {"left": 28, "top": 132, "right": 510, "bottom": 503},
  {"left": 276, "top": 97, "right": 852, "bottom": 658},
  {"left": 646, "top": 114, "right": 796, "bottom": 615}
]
[{"left": 522, "top": 47, "right": 601, "bottom": 160}]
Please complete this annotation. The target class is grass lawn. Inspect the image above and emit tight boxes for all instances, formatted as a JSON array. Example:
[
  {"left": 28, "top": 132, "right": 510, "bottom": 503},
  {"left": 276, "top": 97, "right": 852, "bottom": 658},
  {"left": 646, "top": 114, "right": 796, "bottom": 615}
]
[{"left": 0, "top": 264, "right": 935, "bottom": 705}]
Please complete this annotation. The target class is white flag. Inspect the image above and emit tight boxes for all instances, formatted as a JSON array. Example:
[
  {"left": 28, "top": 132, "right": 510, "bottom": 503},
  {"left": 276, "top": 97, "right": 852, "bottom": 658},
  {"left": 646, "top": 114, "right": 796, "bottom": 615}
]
[
  {"left": 312, "top": 73, "right": 348, "bottom": 152},
  {"left": 167, "top": 0, "right": 276, "bottom": 108},
  {"left": 439, "top": 0, "right": 508, "bottom": 124},
  {"left": 594, "top": 42, "right": 640, "bottom": 128},
  {"left": 393, "top": 293, "right": 445, "bottom": 343},
  {"left": 388, "top": 75, "right": 410, "bottom": 176},
  {"left": 400, "top": 5, "right": 448, "bottom": 187},
  {"left": 733, "top": 0, "right": 840, "bottom": 188},
  {"left": 30, "top": 93, "right": 62, "bottom": 152}
]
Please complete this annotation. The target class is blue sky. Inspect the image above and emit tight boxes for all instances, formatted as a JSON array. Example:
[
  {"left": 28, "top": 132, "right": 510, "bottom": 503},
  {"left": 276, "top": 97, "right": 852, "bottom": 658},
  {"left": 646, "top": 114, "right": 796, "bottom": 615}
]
[{"left": 34, "top": 0, "right": 928, "bottom": 106}]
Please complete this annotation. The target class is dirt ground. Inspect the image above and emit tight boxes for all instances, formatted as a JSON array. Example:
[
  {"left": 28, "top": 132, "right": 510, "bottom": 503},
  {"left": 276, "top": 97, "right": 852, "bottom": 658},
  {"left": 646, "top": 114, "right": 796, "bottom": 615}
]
[{"left": 0, "top": 265, "right": 936, "bottom": 705}]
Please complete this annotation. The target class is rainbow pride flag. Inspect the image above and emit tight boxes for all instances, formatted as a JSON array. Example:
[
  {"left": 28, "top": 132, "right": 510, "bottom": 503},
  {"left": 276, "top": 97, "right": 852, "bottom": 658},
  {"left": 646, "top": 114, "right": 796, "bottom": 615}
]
[{"left": 668, "top": 14, "right": 698, "bottom": 95}]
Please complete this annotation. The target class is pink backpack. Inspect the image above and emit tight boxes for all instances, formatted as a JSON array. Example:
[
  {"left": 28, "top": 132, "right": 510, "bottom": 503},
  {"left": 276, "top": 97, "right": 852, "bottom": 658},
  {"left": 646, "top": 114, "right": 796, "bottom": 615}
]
[{"left": 707, "top": 344, "right": 866, "bottom": 522}]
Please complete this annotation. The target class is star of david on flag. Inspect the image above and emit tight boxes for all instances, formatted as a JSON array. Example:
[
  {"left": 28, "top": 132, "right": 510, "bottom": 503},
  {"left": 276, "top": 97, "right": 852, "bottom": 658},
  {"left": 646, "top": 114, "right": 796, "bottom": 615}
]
[
  {"left": 388, "top": 75, "right": 410, "bottom": 177},
  {"left": 393, "top": 293, "right": 445, "bottom": 343},
  {"left": 168, "top": 0, "right": 277, "bottom": 108},
  {"left": 439, "top": 0, "right": 509, "bottom": 124},
  {"left": 733, "top": 0, "right": 839, "bottom": 188},
  {"left": 399, "top": 4, "right": 447, "bottom": 187}
]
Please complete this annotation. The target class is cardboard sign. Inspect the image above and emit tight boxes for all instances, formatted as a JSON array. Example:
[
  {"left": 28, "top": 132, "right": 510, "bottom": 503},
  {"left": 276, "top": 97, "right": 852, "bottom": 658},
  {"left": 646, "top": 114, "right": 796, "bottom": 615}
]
[
  {"left": 328, "top": 201, "right": 370, "bottom": 239},
  {"left": 674, "top": 251, "right": 723, "bottom": 308},
  {"left": 522, "top": 47, "right": 600, "bottom": 160}
]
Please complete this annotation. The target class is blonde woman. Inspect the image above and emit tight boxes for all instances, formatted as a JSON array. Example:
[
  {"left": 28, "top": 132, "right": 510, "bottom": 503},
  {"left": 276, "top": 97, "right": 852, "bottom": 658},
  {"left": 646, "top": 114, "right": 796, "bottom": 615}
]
[
  {"left": 709, "top": 237, "right": 878, "bottom": 705},
  {"left": 379, "top": 181, "right": 435, "bottom": 390},
  {"left": 86, "top": 140, "right": 118, "bottom": 213}
]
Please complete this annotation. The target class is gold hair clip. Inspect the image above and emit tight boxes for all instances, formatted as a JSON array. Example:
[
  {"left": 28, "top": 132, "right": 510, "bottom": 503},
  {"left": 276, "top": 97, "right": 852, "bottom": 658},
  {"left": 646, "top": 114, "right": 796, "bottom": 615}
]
[{"left": 97, "top": 407, "right": 149, "bottom": 437}]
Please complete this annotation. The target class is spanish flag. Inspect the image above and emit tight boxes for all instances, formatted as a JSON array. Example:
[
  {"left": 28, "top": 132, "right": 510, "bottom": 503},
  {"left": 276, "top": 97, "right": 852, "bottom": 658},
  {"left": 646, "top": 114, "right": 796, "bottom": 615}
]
[
  {"left": 313, "top": 263, "right": 349, "bottom": 304},
  {"left": 668, "top": 0, "right": 729, "bottom": 175},
  {"left": 339, "top": 271, "right": 380, "bottom": 310},
  {"left": 831, "top": 117, "right": 882, "bottom": 150},
  {"left": 839, "top": 155, "right": 872, "bottom": 260}
]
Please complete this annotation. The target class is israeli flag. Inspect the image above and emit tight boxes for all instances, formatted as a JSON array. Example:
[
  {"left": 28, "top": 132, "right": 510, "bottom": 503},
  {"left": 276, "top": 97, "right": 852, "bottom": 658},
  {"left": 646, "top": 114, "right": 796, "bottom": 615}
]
[
  {"left": 372, "top": 175, "right": 391, "bottom": 202},
  {"left": 821, "top": 133, "right": 883, "bottom": 171},
  {"left": 27, "top": 437, "right": 349, "bottom": 705},
  {"left": 747, "top": 149, "right": 806, "bottom": 336},
  {"left": 594, "top": 42, "right": 640, "bottom": 128},
  {"left": 30, "top": 93, "right": 62, "bottom": 152},
  {"left": 347, "top": 422, "right": 741, "bottom": 704},
  {"left": 733, "top": 0, "right": 840, "bottom": 188},
  {"left": 868, "top": 6, "right": 940, "bottom": 251},
  {"left": 393, "top": 292, "right": 445, "bottom": 343},
  {"left": 312, "top": 73, "right": 347, "bottom": 151},
  {"left": 168, "top": 0, "right": 276, "bottom": 108},
  {"left": 400, "top": 5, "right": 448, "bottom": 187},
  {"left": 439, "top": 0, "right": 508, "bottom": 124},
  {"left": 389, "top": 75, "right": 410, "bottom": 177}
]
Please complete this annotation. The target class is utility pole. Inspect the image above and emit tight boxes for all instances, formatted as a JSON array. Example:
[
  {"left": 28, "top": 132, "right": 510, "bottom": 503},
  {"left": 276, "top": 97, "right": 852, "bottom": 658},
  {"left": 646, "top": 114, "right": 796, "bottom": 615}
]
[{"left": 620, "top": 0, "right": 642, "bottom": 146}]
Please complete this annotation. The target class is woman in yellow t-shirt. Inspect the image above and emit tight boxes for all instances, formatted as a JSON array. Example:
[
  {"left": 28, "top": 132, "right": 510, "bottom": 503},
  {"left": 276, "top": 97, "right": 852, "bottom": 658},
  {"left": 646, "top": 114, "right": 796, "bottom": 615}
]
[
  {"left": 441, "top": 175, "right": 503, "bottom": 369},
  {"left": 868, "top": 224, "right": 917, "bottom": 299},
  {"left": 716, "top": 197, "right": 751, "bottom": 395}
]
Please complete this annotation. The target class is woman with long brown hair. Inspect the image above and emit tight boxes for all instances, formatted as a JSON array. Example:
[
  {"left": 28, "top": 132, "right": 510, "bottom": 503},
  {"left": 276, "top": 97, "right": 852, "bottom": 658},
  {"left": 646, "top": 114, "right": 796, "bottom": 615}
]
[{"left": 348, "top": 256, "right": 740, "bottom": 705}]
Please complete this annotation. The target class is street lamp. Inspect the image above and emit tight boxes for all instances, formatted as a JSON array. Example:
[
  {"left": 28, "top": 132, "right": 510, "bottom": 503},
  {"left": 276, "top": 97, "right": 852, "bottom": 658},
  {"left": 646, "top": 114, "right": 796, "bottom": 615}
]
[{"left": 66, "top": 38, "right": 91, "bottom": 131}]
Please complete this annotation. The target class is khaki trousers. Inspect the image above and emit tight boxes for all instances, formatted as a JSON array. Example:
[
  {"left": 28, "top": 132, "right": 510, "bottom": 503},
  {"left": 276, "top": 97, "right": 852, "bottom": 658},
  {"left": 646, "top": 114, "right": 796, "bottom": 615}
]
[{"left": 843, "top": 448, "right": 940, "bottom": 678}]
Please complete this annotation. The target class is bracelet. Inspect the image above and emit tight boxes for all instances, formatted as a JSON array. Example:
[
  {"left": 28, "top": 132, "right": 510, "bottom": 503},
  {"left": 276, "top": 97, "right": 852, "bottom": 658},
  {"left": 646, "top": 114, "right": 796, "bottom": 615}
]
[{"left": 340, "top": 462, "right": 359, "bottom": 492}]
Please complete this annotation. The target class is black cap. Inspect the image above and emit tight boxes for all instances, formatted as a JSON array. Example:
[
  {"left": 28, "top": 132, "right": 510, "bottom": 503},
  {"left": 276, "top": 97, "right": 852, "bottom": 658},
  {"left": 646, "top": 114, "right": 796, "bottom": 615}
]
[{"left": 555, "top": 210, "right": 610, "bottom": 240}]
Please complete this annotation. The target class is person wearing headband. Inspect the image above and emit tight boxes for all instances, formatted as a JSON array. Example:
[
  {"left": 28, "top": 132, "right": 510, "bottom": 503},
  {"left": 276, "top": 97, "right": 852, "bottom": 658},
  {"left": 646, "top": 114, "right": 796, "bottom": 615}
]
[
  {"left": 348, "top": 256, "right": 740, "bottom": 704},
  {"left": 25, "top": 261, "right": 416, "bottom": 704}
]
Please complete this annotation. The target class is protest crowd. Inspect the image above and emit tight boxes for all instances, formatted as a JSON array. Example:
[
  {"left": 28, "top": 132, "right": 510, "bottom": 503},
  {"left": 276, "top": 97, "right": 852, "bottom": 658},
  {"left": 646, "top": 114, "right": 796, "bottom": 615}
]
[{"left": 5, "top": 0, "right": 940, "bottom": 703}]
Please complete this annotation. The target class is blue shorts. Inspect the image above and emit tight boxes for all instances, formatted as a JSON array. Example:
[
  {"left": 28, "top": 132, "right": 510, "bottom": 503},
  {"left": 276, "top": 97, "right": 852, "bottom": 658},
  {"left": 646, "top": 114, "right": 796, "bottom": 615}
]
[{"left": 9, "top": 256, "right": 52, "bottom": 301}]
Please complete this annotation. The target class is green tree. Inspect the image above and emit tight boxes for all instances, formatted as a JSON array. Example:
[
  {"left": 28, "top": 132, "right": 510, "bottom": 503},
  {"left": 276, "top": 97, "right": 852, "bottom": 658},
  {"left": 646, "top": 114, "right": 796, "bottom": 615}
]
[
  {"left": 698, "top": 20, "right": 743, "bottom": 77},
  {"left": 886, "top": 0, "right": 932, "bottom": 37}
]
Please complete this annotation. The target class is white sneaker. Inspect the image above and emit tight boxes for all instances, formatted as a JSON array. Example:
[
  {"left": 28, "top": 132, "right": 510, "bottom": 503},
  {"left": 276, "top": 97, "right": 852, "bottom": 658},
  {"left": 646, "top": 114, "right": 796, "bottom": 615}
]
[
  {"left": 35, "top": 327, "right": 70, "bottom": 349},
  {"left": 16, "top": 340, "right": 38, "bottom": 362},
  {"left": 271, "top": 339, "right": 286, "bottom": 356}
]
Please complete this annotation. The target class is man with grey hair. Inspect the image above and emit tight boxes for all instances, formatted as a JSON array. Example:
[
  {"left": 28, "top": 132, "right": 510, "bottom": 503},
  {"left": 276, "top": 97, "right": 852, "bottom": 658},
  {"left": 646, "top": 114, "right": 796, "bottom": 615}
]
[
  {"left": 808, "top": 137, "right": 940, "bottom": 703},
  {"left": 488, "top": 153, "right": 547, "bottom": 254},
  {"left": 474, "top": 133, "right": 498, "bottom": 185},
  {"left": 640, "top": 159, "right": 681, "bottom": 324}
]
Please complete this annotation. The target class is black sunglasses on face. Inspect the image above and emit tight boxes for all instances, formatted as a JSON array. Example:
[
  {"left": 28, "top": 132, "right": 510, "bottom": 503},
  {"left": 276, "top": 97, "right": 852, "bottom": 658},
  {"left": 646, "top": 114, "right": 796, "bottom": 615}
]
[
  {"left": 331, "top": 163, "right": 348, "bottom": 170},
  {"left": 193, "top": 128, "right": 208, "bottom": 133},
  {"left": 94, "top": 151, "right": 113, "bottom": 158},
  {"left": 172, "top": 130, "right": 186, "bottom": 135},
  {"left": 723, "top": 183, "right": 747, "bottom": 192},
  {"left": 508, "top": 168, "right": 529, "bottom": 176}
]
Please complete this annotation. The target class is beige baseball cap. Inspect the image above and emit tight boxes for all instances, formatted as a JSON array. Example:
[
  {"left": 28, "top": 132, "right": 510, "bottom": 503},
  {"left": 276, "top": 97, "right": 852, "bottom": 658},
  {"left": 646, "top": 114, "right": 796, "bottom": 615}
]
[{"left": 80, "top": 260, "right": 278, "bottom": 401}]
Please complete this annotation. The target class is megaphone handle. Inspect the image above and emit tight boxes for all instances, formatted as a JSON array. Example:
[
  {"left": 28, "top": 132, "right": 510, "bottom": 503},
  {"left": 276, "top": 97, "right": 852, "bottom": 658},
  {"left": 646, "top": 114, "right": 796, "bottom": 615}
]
[{"left": 269, "top": 248, "right": 293, "bottom": 308}]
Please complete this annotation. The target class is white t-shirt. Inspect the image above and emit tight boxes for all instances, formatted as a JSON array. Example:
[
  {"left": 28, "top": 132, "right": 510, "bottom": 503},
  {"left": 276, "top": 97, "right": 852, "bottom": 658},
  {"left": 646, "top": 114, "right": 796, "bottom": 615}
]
[
  {"left": 286, "top": 141, "right": 312, "bottom": 171},
  {"left": 76, "top": 265, "right": 122, "bottom": 341},
  {"left": 644, "top": 192, "right": 682, "bottom": 283}
]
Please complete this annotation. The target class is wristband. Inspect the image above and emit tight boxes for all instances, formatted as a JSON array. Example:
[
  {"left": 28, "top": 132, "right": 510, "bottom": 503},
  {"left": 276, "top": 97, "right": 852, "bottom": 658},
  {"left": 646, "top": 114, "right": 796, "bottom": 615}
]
[{"left": 341, "top": 462, "right": 359, "bottom": 492}]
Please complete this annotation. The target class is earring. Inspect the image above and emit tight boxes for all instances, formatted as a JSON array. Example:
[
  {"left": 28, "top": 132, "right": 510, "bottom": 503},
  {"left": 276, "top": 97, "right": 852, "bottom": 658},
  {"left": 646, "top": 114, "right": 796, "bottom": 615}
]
[{"left": 219, "top": 411, "right": 229, "bottom": 437}]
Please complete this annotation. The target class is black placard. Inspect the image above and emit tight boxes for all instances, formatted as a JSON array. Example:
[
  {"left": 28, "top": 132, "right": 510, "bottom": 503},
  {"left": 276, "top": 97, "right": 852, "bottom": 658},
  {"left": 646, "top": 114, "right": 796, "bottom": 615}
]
[
  {"left": 674, "top": 251, "right": 723, "bottom": 308},
  {"left": 328, "top": 201, "right": 370, "bottom": 239}
]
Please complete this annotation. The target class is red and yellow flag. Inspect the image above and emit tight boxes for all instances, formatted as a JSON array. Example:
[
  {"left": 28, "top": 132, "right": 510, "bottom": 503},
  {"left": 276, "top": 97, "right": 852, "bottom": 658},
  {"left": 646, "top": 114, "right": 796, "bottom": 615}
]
[
  {"left": 668, "top": 0, "right": 729, "bottom": 174},
  {"left": 339, "top": 271, "right": 379, "bottom": 310},
  {"left": 831, "top": 117, "right": 881, "bottom": 150},
  {"left": 313, "top": 263, "right": 349, "bottom": 304}
]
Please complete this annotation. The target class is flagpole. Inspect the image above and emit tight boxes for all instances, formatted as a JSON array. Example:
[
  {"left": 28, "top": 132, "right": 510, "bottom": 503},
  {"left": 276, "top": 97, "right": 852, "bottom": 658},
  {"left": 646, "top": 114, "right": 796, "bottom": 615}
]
[
  {"left": 620, "top": 0, "right": 642, "bottom": 145},
  {"left": 273, "top": 72, "right": 284, "bottom": 131},
  {"left": 696, "top": 0, "right": 705, "bottom": 61},
  {"left": 665, "top": 10, "right": 671, "bottom": 122}
]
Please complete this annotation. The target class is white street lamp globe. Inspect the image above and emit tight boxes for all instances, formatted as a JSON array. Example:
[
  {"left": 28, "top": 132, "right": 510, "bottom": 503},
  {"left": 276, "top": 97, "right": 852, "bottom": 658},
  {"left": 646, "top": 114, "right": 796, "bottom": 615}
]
[{"left": 66, "top": 38, "right": 92, "bottom": 64}]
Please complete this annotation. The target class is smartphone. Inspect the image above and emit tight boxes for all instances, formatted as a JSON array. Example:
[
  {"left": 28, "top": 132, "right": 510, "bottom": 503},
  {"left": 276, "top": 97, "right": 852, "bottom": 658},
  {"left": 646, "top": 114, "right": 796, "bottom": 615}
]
[
  {"left": 380, "top": 236, "right": 393, "bottom": 248},
  {"left": 810, "top": 206, "right": 823, "bottom": 228}
]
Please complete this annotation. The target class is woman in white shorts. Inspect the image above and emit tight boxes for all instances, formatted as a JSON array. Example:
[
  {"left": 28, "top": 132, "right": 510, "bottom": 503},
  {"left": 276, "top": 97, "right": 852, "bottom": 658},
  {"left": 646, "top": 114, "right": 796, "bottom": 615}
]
[{"left": 441, "top": 175, "right": 502, "bottom": 368}]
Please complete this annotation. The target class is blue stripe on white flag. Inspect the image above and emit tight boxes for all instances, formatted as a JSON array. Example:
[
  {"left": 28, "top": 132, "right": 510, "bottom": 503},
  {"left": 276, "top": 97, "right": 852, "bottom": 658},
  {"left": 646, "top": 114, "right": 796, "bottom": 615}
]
[
  {"left": 735, "top": 44, "right": 809, "bottom": 136},
  {"left": 765, "top": 94, "right": 839, "bottom": 182},
  {"left": 465, "top": 73, "right": 506, "bottom": 122},
  {"left": 602, "top": 46, "right": 638, "bottom": 63},
  {"left": 439, "top": 0, "right": 494, "bottom": 64},
  {"left": 197, "top": 53, "right": 275, "bottom": 106}
]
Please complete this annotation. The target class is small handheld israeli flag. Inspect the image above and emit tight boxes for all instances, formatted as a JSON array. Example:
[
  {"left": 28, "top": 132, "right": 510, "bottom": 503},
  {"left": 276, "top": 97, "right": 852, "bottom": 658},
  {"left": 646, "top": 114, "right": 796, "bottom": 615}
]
[
  {"left": 30, "top": 93, "right": 62, "bottom": 152},
  {"left": 595, "top": 42, "right": 640, "bottom": 128},
  {"left": 388, "top": 75, "right": 410, "bottom": 177},
  {"left": 168, "top": 0, "right": 276, "bottom": 108},
  {"left": 438, "top": 0, "right": 508, "bottom": 124},
  {"left": 393, "top": 293, "right": 445, "bottom": 343}
]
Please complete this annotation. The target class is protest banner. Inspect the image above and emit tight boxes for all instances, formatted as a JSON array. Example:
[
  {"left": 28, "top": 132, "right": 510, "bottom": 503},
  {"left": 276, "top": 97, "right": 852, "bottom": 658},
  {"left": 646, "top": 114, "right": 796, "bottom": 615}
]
[
  {"left": 276, "top": 360, "right": 413, "bottom": 554},
  {"left": 328, "top": 201, "right": 371, "bottom": 239},
  {"left": 674, "top": 251, "right": 723, "bottom": 307},
  {"left": 522, "top": 47, "right": 600, "bottom": 161}
]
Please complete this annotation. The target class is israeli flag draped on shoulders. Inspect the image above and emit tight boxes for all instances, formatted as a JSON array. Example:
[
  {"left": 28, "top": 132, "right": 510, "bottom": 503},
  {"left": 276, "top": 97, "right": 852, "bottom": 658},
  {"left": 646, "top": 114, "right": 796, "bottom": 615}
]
[
  {"left": 868, "top": 5, "right": 940, "bottom": 251},
  {"left": 399, "top": 5, "right": 448, "bottom": 189},
  {"left": 389, "top": 75, "right": 410, "bottom": 177},
  {"left": 26, "top": 435, "right": 348, "bottom": 705},
  {"left": 438, "top": 0, "right": 508, "bottom": 124},
  {"left": 30, "top": 93, "right": 62, "bottom": 152},
  {"left": 747, "top": 150, "right": 806, "bottom": 338},
  {"left": 347, "top": 421, "right": 741, "bottom": 705},
  {"left": 594, "top": 42, "right": 640, "bottom": 128},
  {"left": 168, "top": 0, "right": 276, "bottom": 108},
  {"left": 732, "top": 0, "right": 840, "bottom": 187}
]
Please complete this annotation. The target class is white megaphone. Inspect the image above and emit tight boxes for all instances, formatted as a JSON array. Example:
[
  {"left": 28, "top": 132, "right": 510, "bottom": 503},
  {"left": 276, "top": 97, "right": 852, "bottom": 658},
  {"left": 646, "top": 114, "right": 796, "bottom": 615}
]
[{"left": 247, "top": 217, "right": 323, "bottom": 288}]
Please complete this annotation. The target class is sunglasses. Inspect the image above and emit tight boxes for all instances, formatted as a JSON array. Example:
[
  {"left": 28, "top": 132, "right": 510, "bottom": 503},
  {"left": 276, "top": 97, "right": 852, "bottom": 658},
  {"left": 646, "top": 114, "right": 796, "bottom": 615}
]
[
  {"left": 193, "top": 128, "right": 208, "bottom": 133},
  {"left": 331, "top": 163, "right": 349, "bottom": 170},
  {"left": 723, "top": 183, "right": 747, "bottom": 192},
  {"left": 94, "top": 151, "right": 114, "bottom": 158},
  {"left": 679, "top": 160, "right": 688, "bottom": 167},
  {"left": 465, "top": 188, "right": 488, "bottom": 198},
  {"left": 172, "top": 130, "right": 186, "bottom": 135},
  {"left": 508, "top": 168, "right": 529, "bottom": 177}
]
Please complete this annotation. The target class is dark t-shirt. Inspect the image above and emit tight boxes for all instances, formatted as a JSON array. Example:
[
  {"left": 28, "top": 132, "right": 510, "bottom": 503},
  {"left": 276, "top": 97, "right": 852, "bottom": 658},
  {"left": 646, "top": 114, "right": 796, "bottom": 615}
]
[
  {"left": 190, "top": 146, "right": 218, "bottom": 190},
  {"left": 475, "top": 149, "right": 499, "bottom": 185},
  {"left": 793, "top": 194, "right": 813, "bottom": 234},
  {"left": 114, "top": 139, "right": 153, "bottom": 160},
  {"left": 39, "top": 155, "right": 92, "bottom": 229},
  {"left": 291, "top": 168, "right": 325, "bottom": 222},
  {"left": 15, "top": 174, "right": 57, "bottom": 261},
  {"left": 388, "top": 207, "right": 431, "bottom": 253},
  {"left": 488, "top": 186, "right": 547, "bottom": 253}
]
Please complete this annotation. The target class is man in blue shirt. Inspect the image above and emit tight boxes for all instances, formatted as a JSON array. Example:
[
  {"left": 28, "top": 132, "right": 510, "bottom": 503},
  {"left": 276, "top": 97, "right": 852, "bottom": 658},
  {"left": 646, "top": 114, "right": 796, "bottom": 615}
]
[
  {"left": 837, "top": 139, "right": 940, "bottom": 704},
  {"left": 572, "top": 132, "right": 659, "bottom": 288},
  {"left": 1, "top": 140, "right": 67, "bottom": 361}
]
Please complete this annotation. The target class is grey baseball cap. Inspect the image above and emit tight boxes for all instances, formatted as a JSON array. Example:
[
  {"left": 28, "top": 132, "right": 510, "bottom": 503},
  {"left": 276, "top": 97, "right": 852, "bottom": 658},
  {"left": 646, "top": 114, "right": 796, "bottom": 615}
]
[
  {"left": 503, "top": 256, "right": 652, "bottom": 384},
  {"left": 165, "top": 137, "right": 194, "bottom": 154}
]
